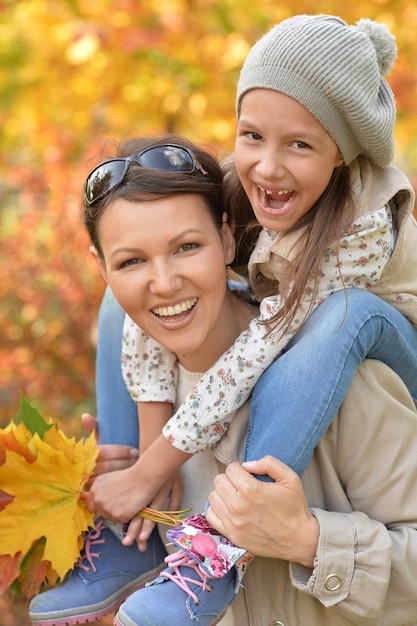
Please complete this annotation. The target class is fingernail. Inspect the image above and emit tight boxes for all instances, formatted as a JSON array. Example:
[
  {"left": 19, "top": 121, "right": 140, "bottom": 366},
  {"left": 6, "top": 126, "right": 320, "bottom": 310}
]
[{"left": 242, "top": 460, "right": 257, "bottom": 468}]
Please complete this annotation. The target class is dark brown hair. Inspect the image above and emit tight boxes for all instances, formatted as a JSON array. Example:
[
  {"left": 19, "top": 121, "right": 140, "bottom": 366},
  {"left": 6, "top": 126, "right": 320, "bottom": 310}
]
[{"left": 84, "top": 133, "right": 226, "bottom": 258}]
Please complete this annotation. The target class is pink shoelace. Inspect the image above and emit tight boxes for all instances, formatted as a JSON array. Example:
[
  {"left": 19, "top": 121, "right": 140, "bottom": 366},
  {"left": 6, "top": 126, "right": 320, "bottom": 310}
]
[
  {"left": 75, "top": 519, "right": 107, "bottom": 573},
  {"left": 160, "top": 550, "right": 214, "bottom": 605}
]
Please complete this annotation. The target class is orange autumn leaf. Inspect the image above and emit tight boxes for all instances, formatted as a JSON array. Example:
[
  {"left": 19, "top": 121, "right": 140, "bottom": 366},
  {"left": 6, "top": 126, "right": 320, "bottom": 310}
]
[
  {"left": 0, "top": 422, "right": 37, "bottom": 463},
  {"left": 0, "top": 553, "right": 22, "bottom": 595},
  {"left": 18, "top": 538, "right": 59, "bottom": 600}
]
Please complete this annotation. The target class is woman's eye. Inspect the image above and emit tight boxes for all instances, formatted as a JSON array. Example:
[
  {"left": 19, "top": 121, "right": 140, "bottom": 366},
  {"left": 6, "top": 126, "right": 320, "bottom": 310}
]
[
  {"left": 177, "top": 242, "right": 199, "bottom": 253},
  {"left": 120, "top": 258, "right": 142, "bottom": 269}
]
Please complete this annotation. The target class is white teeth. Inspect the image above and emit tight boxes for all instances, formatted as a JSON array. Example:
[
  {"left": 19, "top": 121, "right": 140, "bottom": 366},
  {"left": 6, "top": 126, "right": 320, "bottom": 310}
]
[
  {"left": 152, "top": 297, "right": 198, "bottom": 318},
  {"left": 259, "top": 185, "right": 291, "bottom": 195}
]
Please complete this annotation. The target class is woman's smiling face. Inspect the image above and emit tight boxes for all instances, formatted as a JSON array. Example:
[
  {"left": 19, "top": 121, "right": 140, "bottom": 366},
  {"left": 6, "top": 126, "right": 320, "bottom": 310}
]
[{"left": 93, "top": 194, "right": 236, "bottom": 367}]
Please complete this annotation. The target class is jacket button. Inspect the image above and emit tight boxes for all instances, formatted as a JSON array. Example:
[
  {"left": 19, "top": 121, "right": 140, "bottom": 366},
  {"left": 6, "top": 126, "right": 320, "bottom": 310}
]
[
  {"left": 255, "top": 273, "right": 264, "bottom": 283},
  {"left": 269, "top": 622, "right": 286, "bottom": 626},
  {"left": 325, "top": 573, "right": 342, "bottom": 591},
  {"left": 256, "top": 247, "right": 263, "bottom": 255}
]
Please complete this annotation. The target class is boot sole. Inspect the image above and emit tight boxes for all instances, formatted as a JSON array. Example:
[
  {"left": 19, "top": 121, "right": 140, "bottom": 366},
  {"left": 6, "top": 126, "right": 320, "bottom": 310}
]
[{"left": 29, "top": 565, "right": 165, "bottom": 626}]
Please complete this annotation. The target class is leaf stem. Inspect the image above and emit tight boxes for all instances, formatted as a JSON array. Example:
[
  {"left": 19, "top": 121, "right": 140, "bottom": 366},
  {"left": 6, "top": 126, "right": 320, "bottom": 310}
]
[{"left": 78, "top": 492, "right": 191, "bottom": 527}]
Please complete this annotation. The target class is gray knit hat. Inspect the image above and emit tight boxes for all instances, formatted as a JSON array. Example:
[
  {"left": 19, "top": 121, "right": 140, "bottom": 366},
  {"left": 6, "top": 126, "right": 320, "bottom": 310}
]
[{"left": 236, "top": 14, "right": 397, "bottom": 166}]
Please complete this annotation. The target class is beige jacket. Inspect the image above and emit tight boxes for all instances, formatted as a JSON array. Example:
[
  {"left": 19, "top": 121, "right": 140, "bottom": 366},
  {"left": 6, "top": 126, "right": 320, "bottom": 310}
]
[{"left": 215, "top": 360, "right": 417, "bottom": 625}]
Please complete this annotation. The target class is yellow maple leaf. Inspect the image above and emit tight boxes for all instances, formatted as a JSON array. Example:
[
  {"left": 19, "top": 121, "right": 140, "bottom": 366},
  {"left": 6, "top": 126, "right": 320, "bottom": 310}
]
[
  {"left": 0, "top": 420, "right": 98, "bottom": 581},
  {"left": 0, "top": 396, "right": 188, "bottom": 598}
]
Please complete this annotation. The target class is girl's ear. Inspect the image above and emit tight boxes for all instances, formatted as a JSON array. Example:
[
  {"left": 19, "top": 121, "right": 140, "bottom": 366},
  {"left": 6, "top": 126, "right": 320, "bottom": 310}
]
[
  {"left": 221, "top": 221, "right": 237, "bottom": 266},
  {"left": 335, "top": 151, "right": 344, "bottom": 167},
  {"left": 89, "top": 246, "right": 108, "bottom": 284}
]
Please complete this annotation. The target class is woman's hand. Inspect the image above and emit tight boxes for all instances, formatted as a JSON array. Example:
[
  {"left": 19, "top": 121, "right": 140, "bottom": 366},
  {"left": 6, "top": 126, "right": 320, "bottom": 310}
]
[
  {"left": 92, "top": 444, "right": 139, "bottom": 476},
  {"left": 81, "top": 413, "right": 139, "bottom": 487},
  {"left": 206, "top": 456, "right": 319, "bottom": 568}
]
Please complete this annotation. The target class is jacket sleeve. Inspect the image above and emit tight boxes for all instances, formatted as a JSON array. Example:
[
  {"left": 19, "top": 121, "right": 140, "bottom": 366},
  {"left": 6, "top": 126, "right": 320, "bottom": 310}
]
[
  {"left": 289, "top": 360, "right": 417, "bottom": 624},
  {"left": 121, "top": 314, "right": 177, "bottom": 404},
  {"left": 163, "top": 206, "right": 395, "bottom": 454}
]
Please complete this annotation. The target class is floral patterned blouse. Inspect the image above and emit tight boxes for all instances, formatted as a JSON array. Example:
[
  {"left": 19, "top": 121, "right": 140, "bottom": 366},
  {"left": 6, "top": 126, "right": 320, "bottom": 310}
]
[{"left": 121, "top": 203, "right": 397, "bottom": 454}]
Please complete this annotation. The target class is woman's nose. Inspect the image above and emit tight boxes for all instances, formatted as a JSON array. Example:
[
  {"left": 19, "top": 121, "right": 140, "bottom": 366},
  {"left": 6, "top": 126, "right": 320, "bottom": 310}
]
[{"left": 148, "top": 260, "right": 183, "bottom": 295}]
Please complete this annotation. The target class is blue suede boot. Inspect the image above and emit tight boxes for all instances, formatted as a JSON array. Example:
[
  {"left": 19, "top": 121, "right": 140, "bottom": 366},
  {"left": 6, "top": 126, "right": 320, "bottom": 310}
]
[
  {"left": 29, "top": 518, "right": 167, "bottom": 626},
  {"left": 113, "top": 514, "right": 253, "bottom": 626}
]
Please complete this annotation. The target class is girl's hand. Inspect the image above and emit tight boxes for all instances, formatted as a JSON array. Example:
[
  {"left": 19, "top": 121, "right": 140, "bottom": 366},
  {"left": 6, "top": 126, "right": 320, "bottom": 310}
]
[
  {"left": 123, "top": 471, "right": 184, "bottom": 551},
  {"left": 206, "top": 456, "right": 319, "bottom": 568},
  {"left": 86, "top": 464, "right": 154, "bottom": 523}
]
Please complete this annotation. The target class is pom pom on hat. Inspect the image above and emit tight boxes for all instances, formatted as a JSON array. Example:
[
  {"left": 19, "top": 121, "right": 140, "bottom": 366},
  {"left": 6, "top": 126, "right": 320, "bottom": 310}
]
[
  {"left": 355, "top": 18, "right": 397, "bottom": 76},
  {"left": 236, "top": 14, "right": 397, "bottom": 167}
]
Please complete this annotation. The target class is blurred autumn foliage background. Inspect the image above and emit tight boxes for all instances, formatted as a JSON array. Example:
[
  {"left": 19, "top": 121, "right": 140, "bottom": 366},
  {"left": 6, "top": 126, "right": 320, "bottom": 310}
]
[
  {"left": 1, "top": 0, "right": 417, "bottom": 434},
  {"left": 1, "top": 0, "right": 417, "bottom": 623}
]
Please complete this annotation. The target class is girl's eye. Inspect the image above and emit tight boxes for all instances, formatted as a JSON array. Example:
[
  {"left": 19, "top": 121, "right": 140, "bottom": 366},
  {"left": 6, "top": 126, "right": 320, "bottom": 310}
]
[
  {"left": 292, "top": 140, "right": 310, "bottom": 150},
  {"left": 177, "top": 242, "right": 199, "bottom": 253},
  {"left": 246, "top": 131, "right": 262, "bottom": 141},
  {"left": 237, "top": 125, "right": 262, "bottom": 142}
]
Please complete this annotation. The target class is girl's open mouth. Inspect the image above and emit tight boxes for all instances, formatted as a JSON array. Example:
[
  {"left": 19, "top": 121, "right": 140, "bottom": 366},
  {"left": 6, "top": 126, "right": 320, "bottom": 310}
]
[{"left": 258, "top": 186, "right": 295, "bottom": 211}]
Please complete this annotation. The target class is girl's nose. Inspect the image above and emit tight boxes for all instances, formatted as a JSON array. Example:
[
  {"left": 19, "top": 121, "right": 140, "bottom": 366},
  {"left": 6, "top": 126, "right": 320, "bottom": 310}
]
[{"left": 256, "top": 149, "right": 286, "bottom": 181}]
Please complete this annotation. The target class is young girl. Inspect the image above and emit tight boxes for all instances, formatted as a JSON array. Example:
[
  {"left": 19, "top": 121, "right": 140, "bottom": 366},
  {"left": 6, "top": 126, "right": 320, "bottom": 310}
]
[{"left": 106, "top": 14, "right": 417, "bottom": 626}]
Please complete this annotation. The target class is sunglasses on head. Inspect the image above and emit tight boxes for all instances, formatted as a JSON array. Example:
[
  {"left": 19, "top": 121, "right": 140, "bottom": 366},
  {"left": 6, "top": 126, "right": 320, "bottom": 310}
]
[{"left": 84, "top": 144, "right": 208, "bottom": 206}]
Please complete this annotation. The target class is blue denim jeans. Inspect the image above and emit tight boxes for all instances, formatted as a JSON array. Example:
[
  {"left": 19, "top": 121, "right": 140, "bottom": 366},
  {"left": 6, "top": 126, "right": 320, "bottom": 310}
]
[
  {"left": 96, "top": 286, "right": 138, "bottom": 446},
  {"left": 96, "top": 286, "right": 417, "bottom": 478},
  {"left": 246, "top": 288, "right": 417, "bottom": 479}
]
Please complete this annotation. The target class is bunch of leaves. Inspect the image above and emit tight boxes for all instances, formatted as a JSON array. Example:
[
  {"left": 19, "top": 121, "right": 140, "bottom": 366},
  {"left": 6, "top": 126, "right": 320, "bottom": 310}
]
[
  {"left": 0, "top": 395, "right": 192, "bottom": 600},
  {"left": 0, "top": 395, "right": 98, "bottom": 599}
]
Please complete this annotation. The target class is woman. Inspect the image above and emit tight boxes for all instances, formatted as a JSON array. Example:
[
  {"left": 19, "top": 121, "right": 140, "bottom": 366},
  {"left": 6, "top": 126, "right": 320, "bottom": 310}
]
[{"left": 29, "top": 134, "right": 258, "bottom": 626}]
